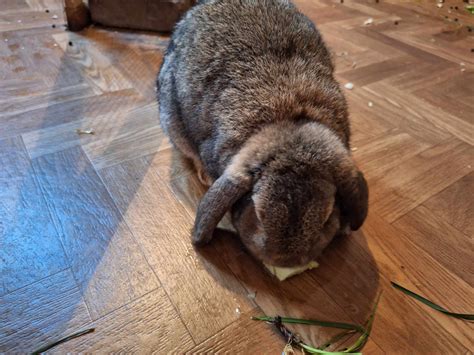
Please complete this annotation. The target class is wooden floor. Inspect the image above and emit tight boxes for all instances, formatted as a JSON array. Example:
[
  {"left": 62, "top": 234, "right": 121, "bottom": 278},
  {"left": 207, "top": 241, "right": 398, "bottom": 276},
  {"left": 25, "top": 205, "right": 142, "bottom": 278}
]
[{"left": 1, "top": 0, "right": 473, "bottom": 353}]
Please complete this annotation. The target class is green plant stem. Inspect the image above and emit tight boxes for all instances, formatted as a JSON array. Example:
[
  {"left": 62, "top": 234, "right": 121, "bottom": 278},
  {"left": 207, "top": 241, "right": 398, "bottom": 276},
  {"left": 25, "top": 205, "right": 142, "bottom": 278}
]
[
  {"left": 253, "top": 293, "right": 382, "bottom": 355},
  {"left": 318, "top": 330, "right": 357, "bottom": 350},
  {"left": 31, "top": 328, "right": 95, "bottom": 354},
  {"left": 391, "top": 282, "right": 474, "bottom": 321},
  {"left": 342, "top": 292, "right": 381, "bottom": 353},
  {"left": 300, "top": 342, "right": 361, "bottom": 355},
  {"left": 251, "top": 316, "right": 366, "bottom": 333}
]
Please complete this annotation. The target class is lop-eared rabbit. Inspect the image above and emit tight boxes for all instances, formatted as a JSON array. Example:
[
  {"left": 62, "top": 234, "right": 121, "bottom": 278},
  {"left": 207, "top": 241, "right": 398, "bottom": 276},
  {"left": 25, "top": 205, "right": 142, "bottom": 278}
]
[{"left": 158, "top": 0, "right": 368, "bottom": 268}]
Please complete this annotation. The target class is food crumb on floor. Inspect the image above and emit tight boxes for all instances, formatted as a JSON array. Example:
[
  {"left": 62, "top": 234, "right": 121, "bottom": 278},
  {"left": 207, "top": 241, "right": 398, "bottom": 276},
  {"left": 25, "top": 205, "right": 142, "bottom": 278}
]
[
  {"left": 76, "top": 129, "right": 95, "bottom": 135},
  {"left": 364, "top": 17, "right": 374, "bottom": 25},
  {"left": 247, "top": 292, "right": 256, "bottom": 299}
]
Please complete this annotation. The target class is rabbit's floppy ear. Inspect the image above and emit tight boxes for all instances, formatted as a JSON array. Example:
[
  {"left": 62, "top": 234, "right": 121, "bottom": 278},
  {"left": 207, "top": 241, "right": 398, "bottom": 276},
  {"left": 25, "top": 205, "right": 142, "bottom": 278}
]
[
  {"left": 335, "top": 159, "right": 369, "bottom": 231},
  {"left": 192, "top": 165, "right": 254, "bottom": 246}
]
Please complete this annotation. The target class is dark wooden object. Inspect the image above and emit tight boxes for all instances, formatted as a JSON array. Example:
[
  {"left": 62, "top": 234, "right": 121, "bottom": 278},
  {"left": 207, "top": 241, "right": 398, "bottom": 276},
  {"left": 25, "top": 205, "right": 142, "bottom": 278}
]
[
  {"left": 88, "top": 0, "right": 195, "bottom": 32},
  {"left": 65, "top": 0, "right": 91, "bottom": 31}
]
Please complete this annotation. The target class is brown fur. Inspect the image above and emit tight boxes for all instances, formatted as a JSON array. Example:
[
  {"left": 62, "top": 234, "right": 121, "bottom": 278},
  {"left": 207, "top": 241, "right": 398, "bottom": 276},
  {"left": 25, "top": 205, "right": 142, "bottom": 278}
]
[{"left": 158, "top": 0, "right": 368, "bottom": 267}]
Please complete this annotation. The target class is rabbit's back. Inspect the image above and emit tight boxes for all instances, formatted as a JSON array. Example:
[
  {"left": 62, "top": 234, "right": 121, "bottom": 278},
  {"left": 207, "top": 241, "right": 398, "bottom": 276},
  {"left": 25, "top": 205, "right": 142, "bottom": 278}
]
[{"left": 159, "top": 0, "right": 349, "bottom": 178}]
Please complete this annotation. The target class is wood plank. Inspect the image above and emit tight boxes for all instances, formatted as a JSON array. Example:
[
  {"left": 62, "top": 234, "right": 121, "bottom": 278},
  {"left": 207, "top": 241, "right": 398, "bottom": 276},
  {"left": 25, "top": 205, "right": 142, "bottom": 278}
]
[
  {"left": 22, "top": 101, "right": 170, "bottom": 169},
  {"left": 0, "top": 88, "right": 142, "bottom": 139},
  {"left": 1, "top": 0, "right": 29, "bottom": 12},
  {"left": 394, "top": 205, "right": 474, "bottom": 286},
  {"left": 296, "top": 2, "right": 366, "bottom": 26},
  {"left": 0, "top": 24, "right": 65, "bottom": 42},
  {"left": 52, "top": 32, "right": 133, "bottom": 94},
  {"left": 354, "top": 131, "right": 432, "bottom": 182},
  {"left": 187, "top": 308, "right": 284, "bottom": 354},
  {"left": 0, "top": 269, "right": 91, "bottom": 353},
  {"left": 339, "top": 56, "right": 421, "bottom": 87},
  {"left": 25, "top": 0, "right": 63, "bottom": 11},
  {"left": 322, "top": 22, "right": 406, "bottom": 59},
  {"left": 414, "top": 71, "right": 474, "bottom": 125},
  {"left": 0, "top": 83, "right": 93, "bottom": 118},
  {"left": 357, "top": 214, "right": 474, "bottom": 351},
  {"left": 0, "top": 136, "right": 68, "bottom": 296},
  {"left": 32, "top": 146, "right": 159, "bottom": 319},
  {"left": 384, "top": 25, "right": 474, "bottom": 66},
  {"left": 99, "top": 154, "right": 255, "bottom": 343},
  {"left": 347, "top": 85, "right": 452, "bottom": 145},
  {"left": 370, "top": 139, "right": 472, "bottom": 222},
  {"left": 381, "top": 62, "right": 459, "bottom": 93},
  {"left": 0, "top": 39, "right": 31, "bottom": 82},
  {"left": 346, "top": 92, "right": 395, "bottom": 147},
  {"left": 355, "top": 27, "right": 453, "bottom": 66},
  {"left": 55, "top": 27, "right": 167, "bottom": 98},
  {"left": 0, "top": 9, "right": 65, "bottom": 32},
  {"left": 50, "top": 288, "right": 194, "bottom": 353},
  {"left": 11, "top": 30, "right": 84, "bottom": 88},
  {"left": 422, "top": 172, "right": 473, "bottom": 236},
  {"left": 0, "top": 77, "right": 47, "bottom": 102},
  {"left": 366, "top": 82, "right": 473, "bottom": 146}
]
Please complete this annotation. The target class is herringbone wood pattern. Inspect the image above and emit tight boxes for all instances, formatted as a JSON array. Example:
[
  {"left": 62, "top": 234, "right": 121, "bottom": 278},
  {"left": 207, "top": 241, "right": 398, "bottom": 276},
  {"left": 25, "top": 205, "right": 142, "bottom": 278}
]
[{"left": 0, "top": 0, "right": 472, "bottom": 353}]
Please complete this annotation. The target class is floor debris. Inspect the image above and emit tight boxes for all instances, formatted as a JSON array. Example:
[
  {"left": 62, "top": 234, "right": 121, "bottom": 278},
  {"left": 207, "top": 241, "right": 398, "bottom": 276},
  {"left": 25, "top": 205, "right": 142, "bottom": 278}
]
[
  {"left": 247, "top": 292, "right": 257, "bottom": 300},
  {"left": 364, "top": 18, "right": 374, "bottom": 26},
  {"left": 344, "top": 82, "right": 354, "bottom": 90},
  {"left": 76, "top": 129, "right": 95, "bottom": 135}
]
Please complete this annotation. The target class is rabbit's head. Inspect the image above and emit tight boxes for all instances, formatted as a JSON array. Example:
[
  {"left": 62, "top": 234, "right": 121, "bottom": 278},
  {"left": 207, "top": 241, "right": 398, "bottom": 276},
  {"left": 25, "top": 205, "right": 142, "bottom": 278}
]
[{"left": 192, "top": 121, "right": 368, "bottom": 267}]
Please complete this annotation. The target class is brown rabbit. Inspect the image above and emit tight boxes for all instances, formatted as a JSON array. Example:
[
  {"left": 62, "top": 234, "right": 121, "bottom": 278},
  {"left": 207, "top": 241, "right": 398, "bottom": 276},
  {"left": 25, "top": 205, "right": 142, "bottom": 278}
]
[{"left": 157, "top": 0, "right": 368, "bottom": 267}]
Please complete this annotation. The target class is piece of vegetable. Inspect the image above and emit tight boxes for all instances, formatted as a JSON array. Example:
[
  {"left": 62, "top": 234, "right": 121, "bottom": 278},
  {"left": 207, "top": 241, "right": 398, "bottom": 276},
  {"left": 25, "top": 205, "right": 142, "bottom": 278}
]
[{"left": 264, "top": 261, "right": 319, "bottom": 281}]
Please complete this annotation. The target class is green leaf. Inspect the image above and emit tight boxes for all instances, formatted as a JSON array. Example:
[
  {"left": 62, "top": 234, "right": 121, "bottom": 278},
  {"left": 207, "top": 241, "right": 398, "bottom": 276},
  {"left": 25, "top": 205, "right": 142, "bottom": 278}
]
[
  {"left": 31, "top": 328, "right": 95, "bottom": 354},
  {"left": 318, "top": 330, "right": 357, "bottom": 350},
  {"left": 342, "top": 292, "right": 382, "bottom": 353},
  {"left": 252, "top": 294, "right": 382, "bottom": 355},
  {"left": 251, "top": 316, "right": 366, "bottom": 333},
  {"left": 391, "top": 282, "right": 474, "bottom": 321},
  {"left": 300, "top": 342, "right": 361, "bottom": 355}
]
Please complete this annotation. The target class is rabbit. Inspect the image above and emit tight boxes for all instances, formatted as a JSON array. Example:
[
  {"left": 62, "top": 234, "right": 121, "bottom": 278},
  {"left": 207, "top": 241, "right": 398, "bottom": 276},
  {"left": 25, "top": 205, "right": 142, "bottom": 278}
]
[{"left": 157, "top": 0, "right": 368, "bottom": 268}]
